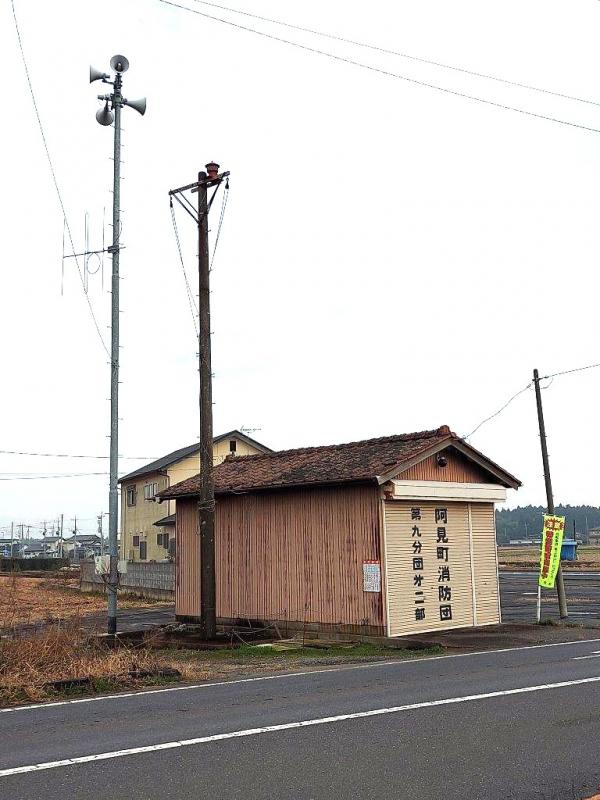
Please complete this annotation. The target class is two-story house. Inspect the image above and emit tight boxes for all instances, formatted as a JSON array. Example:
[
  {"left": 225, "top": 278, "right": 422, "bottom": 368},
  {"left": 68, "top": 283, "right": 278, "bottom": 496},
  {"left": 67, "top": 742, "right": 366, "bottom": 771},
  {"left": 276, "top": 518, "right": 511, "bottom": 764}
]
[{"left": 119, "top": 430, "right": 271, "bottom": 562}]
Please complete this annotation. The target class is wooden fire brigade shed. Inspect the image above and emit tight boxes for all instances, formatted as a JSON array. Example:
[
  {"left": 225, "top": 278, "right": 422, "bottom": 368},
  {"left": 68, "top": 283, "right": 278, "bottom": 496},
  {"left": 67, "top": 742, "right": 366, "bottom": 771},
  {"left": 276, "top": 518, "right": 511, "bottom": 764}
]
[{"left": 158, "top": 426, "right": 520, "bottom": 637}]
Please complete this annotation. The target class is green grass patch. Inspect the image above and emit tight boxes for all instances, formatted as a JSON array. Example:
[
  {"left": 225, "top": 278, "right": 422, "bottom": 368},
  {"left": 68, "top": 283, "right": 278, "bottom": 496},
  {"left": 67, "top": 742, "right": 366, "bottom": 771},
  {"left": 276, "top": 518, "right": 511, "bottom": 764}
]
[{"left": 159, "top": 642, "right": 444, "bottom": 665}]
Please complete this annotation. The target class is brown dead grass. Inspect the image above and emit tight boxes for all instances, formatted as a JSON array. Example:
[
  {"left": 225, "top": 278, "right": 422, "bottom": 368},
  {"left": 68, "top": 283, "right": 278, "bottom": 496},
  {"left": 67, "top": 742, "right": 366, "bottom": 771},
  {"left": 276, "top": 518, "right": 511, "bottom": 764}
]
[
  {"left": 0, "top": 622, "right": 172, "bottom": 705},
  {"left": 498, "top": 545, "right": 600, "bottom": 571},
  {"left": 0, "top": 573, "right": 167, "bottom": 629}
]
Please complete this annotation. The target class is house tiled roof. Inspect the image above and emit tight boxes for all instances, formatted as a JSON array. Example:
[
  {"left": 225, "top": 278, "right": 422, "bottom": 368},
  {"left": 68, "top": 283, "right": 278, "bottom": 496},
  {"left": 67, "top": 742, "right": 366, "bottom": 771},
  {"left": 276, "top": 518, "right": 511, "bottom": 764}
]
[
  {"left": 154, "top": 514, "right": 176, "bottom": 527},
  {"left": 159, "top": 426, "right": 470, "bottom": 499},
  {"left": 119, "top": 430, "right": 272, "bottom": 483},
  {"left": 64, "top": 535, "right": 101, "bottom": 543}
]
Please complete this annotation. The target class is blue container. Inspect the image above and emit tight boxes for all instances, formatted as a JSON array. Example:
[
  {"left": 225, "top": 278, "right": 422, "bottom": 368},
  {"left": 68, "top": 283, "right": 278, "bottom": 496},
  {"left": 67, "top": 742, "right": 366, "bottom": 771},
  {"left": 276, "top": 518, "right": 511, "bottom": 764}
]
[{"left": 561, "top": 540, "right": 578, "bottom": 561}]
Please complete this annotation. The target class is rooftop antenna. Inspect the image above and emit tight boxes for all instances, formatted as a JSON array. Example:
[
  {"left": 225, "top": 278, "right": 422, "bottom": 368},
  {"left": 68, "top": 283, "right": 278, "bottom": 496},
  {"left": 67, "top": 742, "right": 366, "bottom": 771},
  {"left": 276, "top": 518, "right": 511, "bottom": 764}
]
[{"left": 90, "top": 54, "right": 146, "bottom": 638}]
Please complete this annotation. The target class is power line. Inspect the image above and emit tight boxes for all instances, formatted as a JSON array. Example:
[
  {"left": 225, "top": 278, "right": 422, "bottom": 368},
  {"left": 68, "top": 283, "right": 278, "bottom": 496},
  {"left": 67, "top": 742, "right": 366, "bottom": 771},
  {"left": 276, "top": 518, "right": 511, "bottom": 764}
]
[
  {"left": 0, "top": 449, "right": 155, "bottom": 459},
  {"left": 189, "top": 0, "right": 600, "bottom": 109},
  {"left": 159, "top": 0, "right": 600, "bottom": 135},
  {"left": 541, "top": 361, "right": 600, "bottom": 380},
  {"left": 464, "top": 360, "right": 600, "bottom": 440},
  {"left": 0, "top": 473, "right": 109, "bottom": 481},
  {"left": 210, "top": 178, "right": 229, "bottom": 271},
  {"left": 10, "top": 0, "right": 110, "bottom": 357},
  {"left": 464, "top": 382, "right": 533, "bottom": 440},
  {"left": 169, "top": 198, "right": 199, "bottom": 336}
]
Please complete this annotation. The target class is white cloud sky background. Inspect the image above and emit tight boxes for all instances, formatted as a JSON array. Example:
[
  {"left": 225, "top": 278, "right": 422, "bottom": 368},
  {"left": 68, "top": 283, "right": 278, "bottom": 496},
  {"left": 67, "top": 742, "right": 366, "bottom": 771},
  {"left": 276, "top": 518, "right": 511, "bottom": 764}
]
[{"left": 1, "top": 0, "right": 599, "bottom": 536}]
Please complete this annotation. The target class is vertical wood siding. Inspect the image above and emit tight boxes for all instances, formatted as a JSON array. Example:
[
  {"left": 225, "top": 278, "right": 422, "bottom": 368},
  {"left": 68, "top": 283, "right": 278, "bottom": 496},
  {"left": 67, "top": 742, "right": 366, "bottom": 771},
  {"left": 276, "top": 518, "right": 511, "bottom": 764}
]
[
  {"left": 176, "top": 485, "right": 384, "bottom": 629},
  {"left": 175, "top": 500, "right": 200, "bottom": 618},
  {"left": 384, "top": 500, "right": 500, "bottom": 636},
  {"left": 398, "top": 451, "right": 492, "bottom": 483}
]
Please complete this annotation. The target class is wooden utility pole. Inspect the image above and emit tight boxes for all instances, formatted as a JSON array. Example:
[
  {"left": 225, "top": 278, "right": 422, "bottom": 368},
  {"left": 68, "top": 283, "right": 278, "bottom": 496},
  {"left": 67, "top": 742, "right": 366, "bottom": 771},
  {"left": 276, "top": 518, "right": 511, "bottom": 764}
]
[
  {"left": 533, "top": 368, "right": 568, "bottom": 618},
  {"left": 197, "top": 167, "right": 216, "bottom": 640},
  {"left": 169, "top": 162, "right": 229, "bottom": 640}
]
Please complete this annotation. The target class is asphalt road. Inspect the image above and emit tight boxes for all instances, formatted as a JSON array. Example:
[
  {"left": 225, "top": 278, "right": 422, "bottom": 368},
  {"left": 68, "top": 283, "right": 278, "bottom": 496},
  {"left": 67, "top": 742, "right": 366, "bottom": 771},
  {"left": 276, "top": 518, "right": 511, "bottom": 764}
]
[
  {"left": 501, "top": 571, "right": 600, "bottom": 624},
  {"left": 99, "top": 572, "right": 600, "bottom": 632},
  {"left": 3, "top": 638, "right": 600, "bottom": 799}
]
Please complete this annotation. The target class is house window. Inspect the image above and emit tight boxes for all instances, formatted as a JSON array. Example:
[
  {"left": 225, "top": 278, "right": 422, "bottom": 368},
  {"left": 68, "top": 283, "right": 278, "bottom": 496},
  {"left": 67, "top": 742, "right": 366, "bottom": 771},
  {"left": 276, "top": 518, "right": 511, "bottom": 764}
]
[
  {"left": 132, "top": 535, "right": 140, "bottom": 548},
  {"left": 157, "top": 532, "right": 169, "bottom": 548},
  {"left": 139, "top": 541, "right": 147, "bottom": 560},
  {"left": 229, "top": 439, "right": 237, "bottom": 454},
  {"left": 126, "top": 486, "right": 137, "bottom": 506},
  {"left": 144, "top": 482, "right": 158, "bottom": 501}
]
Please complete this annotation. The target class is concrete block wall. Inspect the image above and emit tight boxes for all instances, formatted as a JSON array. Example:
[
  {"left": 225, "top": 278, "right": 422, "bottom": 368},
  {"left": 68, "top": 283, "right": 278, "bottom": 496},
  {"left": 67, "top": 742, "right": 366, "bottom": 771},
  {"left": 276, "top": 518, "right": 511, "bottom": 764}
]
[{"left": 80, "top": 560, "right": 175, "bottom": 601}]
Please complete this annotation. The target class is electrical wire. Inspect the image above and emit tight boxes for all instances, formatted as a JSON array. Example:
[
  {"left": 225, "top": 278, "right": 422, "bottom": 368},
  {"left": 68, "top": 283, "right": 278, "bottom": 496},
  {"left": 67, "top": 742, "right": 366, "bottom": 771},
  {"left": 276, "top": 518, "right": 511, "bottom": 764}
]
[
  {"left": 159, "top": 0, "right": 600, "bottom": 135},
  {"left": 210, "top": 179, "right": 229, "bottom": 271},
  {"left": 189, "top": 0, "right": 600, "bottom": 109},
  {"left": 541, "top": 361, "right": 600, "bottom": 380},
  {"left": 464, "top": 382, "right": 533, "bottom": 440},
  {"left": 0, "top": 449, "right": 155, "bottom": 459},
  {"left": 464, "top": 359, "right": 600, "bottom": 440},
  {"left": 10, "top": 0, "right": 110, "bottom": 358},
  {"left": 0, "top": 473, "right": 109, "bottom": 481},
  {"left": 170, "top": 198, "right": 199, "bottom": 337}
]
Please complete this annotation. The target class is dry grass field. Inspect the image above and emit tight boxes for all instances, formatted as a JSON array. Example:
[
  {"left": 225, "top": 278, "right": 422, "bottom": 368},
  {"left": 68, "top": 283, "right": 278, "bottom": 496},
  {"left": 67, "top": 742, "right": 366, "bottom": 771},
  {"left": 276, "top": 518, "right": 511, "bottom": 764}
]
[
  {"left": 0, "top": 622, "right": 442, "bottom": 706},
  {"left": 0, "top": 575, "right": 166, "bottom": 629},
  {"left": 497, "top": 545, "right": 600, "bottom": 570}
]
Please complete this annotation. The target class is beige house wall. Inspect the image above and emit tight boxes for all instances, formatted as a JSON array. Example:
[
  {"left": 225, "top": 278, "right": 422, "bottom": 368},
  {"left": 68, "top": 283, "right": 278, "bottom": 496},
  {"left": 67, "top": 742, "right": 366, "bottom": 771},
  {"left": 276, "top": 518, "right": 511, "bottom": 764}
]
[{"left": 120, "top": 436, "right": 265, "bottom": 562}]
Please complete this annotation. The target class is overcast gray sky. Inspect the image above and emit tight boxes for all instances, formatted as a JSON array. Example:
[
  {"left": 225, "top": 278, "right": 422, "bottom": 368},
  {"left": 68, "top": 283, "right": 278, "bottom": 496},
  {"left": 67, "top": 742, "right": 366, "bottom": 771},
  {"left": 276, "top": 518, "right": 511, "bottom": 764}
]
[{"left": 2, "top": 0, "right": 599, "bottom": 536}]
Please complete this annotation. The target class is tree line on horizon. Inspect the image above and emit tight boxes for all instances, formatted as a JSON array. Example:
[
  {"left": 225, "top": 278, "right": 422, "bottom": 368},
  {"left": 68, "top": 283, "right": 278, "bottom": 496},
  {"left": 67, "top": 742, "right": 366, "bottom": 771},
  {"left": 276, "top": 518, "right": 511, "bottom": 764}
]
[{"left": 496, "top": 505, "right": 600, "bottom": 544}]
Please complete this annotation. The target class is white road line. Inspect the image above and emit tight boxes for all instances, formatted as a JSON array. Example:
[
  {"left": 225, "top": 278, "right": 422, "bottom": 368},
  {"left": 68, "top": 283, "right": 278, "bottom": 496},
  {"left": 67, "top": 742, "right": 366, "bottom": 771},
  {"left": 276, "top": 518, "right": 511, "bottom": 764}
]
[
  {"left": 3, "top": 636, "right": 600, "bottom": 716},
  {"left": 572, "top": 651, "right": 600, "bottom": 661},
  {"left": 3, "top": 675, "right": 600, "bottom": 778}
]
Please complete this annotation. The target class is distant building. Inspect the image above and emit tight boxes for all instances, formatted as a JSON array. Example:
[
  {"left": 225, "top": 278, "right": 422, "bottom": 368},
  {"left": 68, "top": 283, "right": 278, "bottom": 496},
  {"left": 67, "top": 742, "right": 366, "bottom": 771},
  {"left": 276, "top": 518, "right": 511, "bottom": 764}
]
[
  {"left": 119, "top": 430, "right": 271, "bottom": 563},
  {"left": 62, "top": 534, "right": 103, "bottom": 560},
  {"left": 39, "top": 536, "right": 65, "bottom": 557},
  {"left": 22, "top": 542, "right": 48, "bottom": 558},
  {"left": 588, "top": 528, "right": 600, "bottom": 546},
  {"left": 0, "top": 539, "right": 22, "bottom": 558}
]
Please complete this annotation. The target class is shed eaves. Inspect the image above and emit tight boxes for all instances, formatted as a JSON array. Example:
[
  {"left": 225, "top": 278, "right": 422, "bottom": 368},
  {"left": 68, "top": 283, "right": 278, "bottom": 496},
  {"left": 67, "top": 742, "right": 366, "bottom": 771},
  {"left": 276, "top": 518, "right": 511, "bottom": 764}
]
[{"left": 159, "top": 426, "right": 466, "bottom": 499}]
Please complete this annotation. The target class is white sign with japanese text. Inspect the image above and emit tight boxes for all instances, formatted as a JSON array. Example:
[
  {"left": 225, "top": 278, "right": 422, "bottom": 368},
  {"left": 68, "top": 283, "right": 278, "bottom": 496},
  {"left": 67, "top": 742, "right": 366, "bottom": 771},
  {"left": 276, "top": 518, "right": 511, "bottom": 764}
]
[{"left": 363, "top": 560, "right": 381, "bottom": 592}]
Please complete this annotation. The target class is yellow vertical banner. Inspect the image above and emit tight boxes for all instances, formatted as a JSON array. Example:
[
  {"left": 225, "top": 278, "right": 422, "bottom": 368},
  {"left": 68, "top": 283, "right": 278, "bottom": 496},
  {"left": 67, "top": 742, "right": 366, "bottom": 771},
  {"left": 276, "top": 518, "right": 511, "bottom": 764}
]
[{"left": 539, "top": 515, "right": 565, "bottom": 588}]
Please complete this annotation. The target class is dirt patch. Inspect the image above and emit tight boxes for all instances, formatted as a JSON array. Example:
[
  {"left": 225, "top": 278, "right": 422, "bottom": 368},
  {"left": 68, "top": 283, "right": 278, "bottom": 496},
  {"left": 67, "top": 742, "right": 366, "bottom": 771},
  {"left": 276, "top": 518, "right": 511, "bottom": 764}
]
[{"left": 0, "top": 574, "right": 169, "bottom": 630}]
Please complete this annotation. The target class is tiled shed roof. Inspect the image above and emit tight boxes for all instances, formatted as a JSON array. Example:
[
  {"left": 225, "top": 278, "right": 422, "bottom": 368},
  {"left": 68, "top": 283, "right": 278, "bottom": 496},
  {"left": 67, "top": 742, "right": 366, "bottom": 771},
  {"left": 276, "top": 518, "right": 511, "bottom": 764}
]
[{"left": 158, "top": 425, "right": 509, "bottom": 499}]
